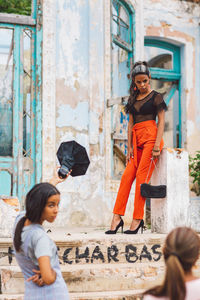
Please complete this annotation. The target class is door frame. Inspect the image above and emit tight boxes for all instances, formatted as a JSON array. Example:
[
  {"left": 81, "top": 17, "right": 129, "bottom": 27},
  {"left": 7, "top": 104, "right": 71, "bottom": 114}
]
[
  {"left": 144, "top": 38, "right": 182, "bottom": 147},
  {"left": 110, "top": 0, "right": 135, "bottom": 178},
  {"left": 0, "top": 1, "right": 42, "bottom": 200}
]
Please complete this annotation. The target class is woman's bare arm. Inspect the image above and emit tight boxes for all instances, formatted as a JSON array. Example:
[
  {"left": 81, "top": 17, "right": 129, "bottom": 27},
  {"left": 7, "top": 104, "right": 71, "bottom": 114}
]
[
  {"left": 49, "top": 167, "right": 71, "bottom": 186},
  {"left": 126, "top": 114, "right": 134, "bottom": 164},
  {"left": 27, "top": 256, "right": 56, "bottom": 286},
  {"left": 37, "top": 256, "right": 57, "bottom": 285},
  {"left": 152, "top": 110, "right": 165, "bottom": 158}
]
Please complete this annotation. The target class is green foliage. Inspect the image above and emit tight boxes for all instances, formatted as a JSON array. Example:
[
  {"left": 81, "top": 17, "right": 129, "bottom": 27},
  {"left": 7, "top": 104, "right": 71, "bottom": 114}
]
[
  {"left": 189, "top": 151, "right": 200, "bottom": 196},
  {"left": 0, "top": 0, "right": 32, "bottom": 16}
]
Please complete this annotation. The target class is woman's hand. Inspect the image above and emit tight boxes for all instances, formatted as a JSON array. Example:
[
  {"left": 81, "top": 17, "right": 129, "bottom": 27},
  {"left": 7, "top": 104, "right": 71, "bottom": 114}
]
[
  {"left": 153, "top": 109, "right": 165, "bottom": 159},
  {"left": 27, "top": 269, "right": 44, "bottom": 287},
  {"left": 152, "top": 146, "right": 160, "bottom": 159},
  {"left": 49, "top": 167, "right": 72, "bottom": 186},
  {"left": 28, "top": 257, "right": 57, "bottom": 286},
  {"left": 126, "top": 148, "right": 134, "bottom": 165}
]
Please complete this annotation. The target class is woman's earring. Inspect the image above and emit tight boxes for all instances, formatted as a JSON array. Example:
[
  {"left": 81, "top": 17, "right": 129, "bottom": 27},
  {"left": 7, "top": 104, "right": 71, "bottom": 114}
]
[{"left": 134, "top": 87, "right": 137, "bottom": 91}]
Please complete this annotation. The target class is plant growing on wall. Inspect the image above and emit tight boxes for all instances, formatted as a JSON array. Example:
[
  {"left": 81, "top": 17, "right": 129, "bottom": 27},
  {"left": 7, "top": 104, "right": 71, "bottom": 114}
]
[
  {"left": 0, "top": 0, "right": 31, "bottom": 16},
  {"left": 189, "top": 151, "right": 200, "bottom": 196}
]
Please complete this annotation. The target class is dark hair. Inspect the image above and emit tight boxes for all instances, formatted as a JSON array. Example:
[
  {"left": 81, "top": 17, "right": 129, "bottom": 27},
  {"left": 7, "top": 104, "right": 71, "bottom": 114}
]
[
  {"left": 14, "top": 183, "right": 60, "bottom": 252},
  {"left": 143, "top": 227, "right": 200, "bottom": 300},
  {"left": 125, "top": 61, "right": 150, "bottom": 114}
]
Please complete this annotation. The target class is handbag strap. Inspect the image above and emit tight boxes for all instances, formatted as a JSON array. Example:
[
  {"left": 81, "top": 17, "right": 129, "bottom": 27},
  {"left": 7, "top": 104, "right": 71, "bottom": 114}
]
[{"left": 145, "top": 158, "right": 158, "bottom": 183}]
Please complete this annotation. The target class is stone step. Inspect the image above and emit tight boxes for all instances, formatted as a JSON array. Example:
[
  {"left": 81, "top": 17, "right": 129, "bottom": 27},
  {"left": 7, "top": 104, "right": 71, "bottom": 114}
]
[
  {"left": 0, "top": 232, "right": 166, "bottom": 266},
  {"left": 2, "top": 260, "right": 200, "bottom": 295},
  {"left": 1, "top": 230, "right": 200, "bottom": 298},
  {"left": 0, "top": 296, "right": 23, "bottom": 300},
  {"left": 0, "top": 262, "right": 165, "bottom": 294},
  {"left": 0, "top": 290, "right": 143, "bottom": 300},
  {"left": 70, "top": 290, "right": 143, "bottom": 300}
]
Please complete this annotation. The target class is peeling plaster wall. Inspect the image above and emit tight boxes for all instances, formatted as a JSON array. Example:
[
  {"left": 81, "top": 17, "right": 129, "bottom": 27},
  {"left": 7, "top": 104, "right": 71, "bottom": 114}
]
[
  {"left": 42, "top": 0, "right": 143, "bottom": 228},
  {"left": 42, "top": 0, "right": 200, "bottom": 228},
  {"left": 52, "top": 0, "right": 107, "bottom": 227},
  {"left": 144, "top": 0, "right": 200, "bottom": 154}
]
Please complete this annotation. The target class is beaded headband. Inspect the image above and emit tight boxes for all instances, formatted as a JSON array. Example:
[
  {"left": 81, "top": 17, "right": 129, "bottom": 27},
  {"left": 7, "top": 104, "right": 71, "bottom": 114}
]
[{"left": 131, "top": 64, "right": 150, "bottom": 77}]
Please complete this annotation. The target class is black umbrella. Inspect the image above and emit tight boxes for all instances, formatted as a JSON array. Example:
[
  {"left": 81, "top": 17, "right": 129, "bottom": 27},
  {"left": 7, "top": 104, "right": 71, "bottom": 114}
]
[{"left": 57, "top": 141, "right": 90, "bottom": 178}]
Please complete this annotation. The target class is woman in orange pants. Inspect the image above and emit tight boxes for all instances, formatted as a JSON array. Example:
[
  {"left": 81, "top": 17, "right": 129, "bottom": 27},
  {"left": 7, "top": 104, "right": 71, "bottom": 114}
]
[{"left": 105, "top": 61, "right": 166, "bottom": 234}]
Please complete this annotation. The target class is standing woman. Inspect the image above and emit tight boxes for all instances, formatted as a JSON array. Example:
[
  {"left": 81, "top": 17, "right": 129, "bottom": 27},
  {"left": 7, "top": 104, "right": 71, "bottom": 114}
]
[
  {"left": 13, "top": 172, "right": 71, "bottom": 299},
  {"left": 105, "top": 61, "right": 167, "bottom": 234},
  {"left": 143, "top": 227, "right": 200, "bottom": 300}
]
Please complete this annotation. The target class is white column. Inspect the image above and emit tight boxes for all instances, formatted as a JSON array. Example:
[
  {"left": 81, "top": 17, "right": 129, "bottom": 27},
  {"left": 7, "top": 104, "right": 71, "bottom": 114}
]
[
  {"left": 42, "top": 0, "right": 56, "bottom": 181},
  {"left": 151, "top": 148, "right": 190, "bottom": 233}
]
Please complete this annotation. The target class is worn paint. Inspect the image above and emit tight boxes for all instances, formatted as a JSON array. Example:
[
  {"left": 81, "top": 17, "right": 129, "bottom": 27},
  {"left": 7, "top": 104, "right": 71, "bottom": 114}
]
[
  {"left": 187, "top": 120, "right": 195, "bottom": 137},
  {"left": 56, "top": 0, "right": 89, "bottom": 88},
  {"left": 151, "top": 149, "right": 190, "bottom": 233},
  {"left": 0, "top": 197, "right": 20, "bottom": 237},
  {"left": 42, "top": 0, "right": 57, "bottom": 182},
  {"left": 41, "top": 0, "right": 200, "bottom": 229},
  {"left": 35, "top": 4, "right": 43, "bottom": 185},
  {"left": 56, "top": 102, "right": 89, "bottom": 130},
  {"left": 56, "top": 78, "right": 89, "bottom": 109},
  {"left": 89, "top": 111, "right": 99, "bottom": 144}
]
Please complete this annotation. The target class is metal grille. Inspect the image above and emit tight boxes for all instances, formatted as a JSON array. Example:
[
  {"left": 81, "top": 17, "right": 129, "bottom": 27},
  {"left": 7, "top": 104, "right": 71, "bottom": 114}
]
[{"left": 23, "top": 29, "right": 32, "bottom": 157}]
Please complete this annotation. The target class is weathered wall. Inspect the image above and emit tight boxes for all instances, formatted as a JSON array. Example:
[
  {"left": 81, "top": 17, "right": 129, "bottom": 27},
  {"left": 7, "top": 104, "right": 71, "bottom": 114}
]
[
  {"left": 144, "top": 0, "right": 200, "bottom": 154},
  {"left": 54, "top": 0, "right": 105, "bottom": 227},
  {"left": 42, "top": 0, "right": 143, "bottom": 228},
  {"left": 42, "top": 0, "right": 200, "bottom": 228}
]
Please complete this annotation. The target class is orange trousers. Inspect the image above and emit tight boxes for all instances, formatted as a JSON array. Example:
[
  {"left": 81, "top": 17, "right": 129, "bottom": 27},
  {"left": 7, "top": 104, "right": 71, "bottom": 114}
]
[{"left": 113, "top": 120, "right": 164, "bottom": 219}]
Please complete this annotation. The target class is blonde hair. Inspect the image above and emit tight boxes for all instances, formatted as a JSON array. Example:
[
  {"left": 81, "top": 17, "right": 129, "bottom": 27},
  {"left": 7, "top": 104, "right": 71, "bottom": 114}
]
[{"left": 144, "top": 227, "right": 200, "bottom": 300}]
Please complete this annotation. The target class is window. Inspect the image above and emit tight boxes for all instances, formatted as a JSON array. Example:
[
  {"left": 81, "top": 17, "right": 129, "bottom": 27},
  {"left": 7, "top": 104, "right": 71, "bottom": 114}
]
[
  {"left": 144, "top": 38, "right": 181, "bottom": 148},
  {"left": 111, "top": 0, "right": 134, "bottom": 179},
  {"left": 111, "top": 0, "right": 134, "bottom": 98},
  {"left": 0, "top": 28, "right": 14, "bottom": 156},
  {"left": 145, "top": 46, "right": 173, "bottom": 70},
  {"left": 0, "top": 0, "right": 42, "bottom": 198}
]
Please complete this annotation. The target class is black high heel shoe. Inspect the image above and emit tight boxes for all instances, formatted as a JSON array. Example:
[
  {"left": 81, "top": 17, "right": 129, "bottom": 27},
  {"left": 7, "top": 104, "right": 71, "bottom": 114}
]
[
  {"left": 124, "top": 220, "right": 144, "bottom": 234},
  {"left": 105, "top": 218, "right": 124, "bottom": 234}
]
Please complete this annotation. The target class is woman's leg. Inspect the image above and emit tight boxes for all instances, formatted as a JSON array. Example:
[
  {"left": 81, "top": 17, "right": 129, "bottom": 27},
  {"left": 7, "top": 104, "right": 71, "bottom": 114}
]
[
  {"left": 113, "top": 157, "right": 137, "bottom": 215},
  {"left": 132, "top": 142, "right": 156, "bottom": 222},
  {"left": 109, "top": 157, "right": 137, "bottom": 230}
]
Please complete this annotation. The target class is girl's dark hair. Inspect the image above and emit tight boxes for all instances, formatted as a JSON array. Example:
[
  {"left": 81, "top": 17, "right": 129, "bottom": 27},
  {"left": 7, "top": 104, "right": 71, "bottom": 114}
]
[
  {"left": 14, "top": 183, "right": 60, "bottom": 252},
  {"left": 125, "top": 61, "right": 150, "bottom": 114},
  {"left": 143, "top": 227, "right": 200, "bottom": 300}
]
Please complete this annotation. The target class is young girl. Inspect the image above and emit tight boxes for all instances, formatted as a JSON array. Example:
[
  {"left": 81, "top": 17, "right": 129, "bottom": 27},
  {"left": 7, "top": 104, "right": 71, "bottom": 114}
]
[
  {"left": 13, "top": 172, "right": 70, "bottom": 300},
  {"left": 105, "top": 61, "right": 167, "bottom": 234},
  {"left": 143, "top": 227, "right": 200, "bottom": 300}
]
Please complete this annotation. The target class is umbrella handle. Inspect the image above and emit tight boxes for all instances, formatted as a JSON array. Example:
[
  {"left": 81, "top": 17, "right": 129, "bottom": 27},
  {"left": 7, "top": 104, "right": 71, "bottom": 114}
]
[{"left": 58, "top": 165, "right": 71, "bottom": 179}]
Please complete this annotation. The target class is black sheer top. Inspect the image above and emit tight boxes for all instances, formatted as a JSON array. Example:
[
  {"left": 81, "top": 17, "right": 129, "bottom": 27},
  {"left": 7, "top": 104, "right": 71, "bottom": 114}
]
[{"left": 126, "top": 90, "right": 167, "bottom": 124}]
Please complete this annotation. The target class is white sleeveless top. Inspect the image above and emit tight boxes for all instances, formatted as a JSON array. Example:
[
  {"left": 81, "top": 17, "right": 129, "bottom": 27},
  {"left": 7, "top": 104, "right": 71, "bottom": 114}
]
[{"left": 143, "top": 278, "right": 200, "bottom": 300}]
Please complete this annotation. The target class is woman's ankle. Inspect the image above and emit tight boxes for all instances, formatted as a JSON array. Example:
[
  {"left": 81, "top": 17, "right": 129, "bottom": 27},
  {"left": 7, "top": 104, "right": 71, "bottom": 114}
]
[{"left": 113, "top": 214, "right": 121, "bottom": 221}]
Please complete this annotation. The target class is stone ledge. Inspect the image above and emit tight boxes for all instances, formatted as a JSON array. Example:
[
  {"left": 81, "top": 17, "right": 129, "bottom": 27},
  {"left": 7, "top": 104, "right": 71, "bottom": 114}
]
[
  {"left": 0, "top": 289, "right": 144, "bottom": 300},
  {"left": 0, "top": 296, "right": 24, "bottom": 300},
  {"left": 1, "top": 256, "right": 200, "bottom": 295},
  {"left": 0, "top": 263, "right": 165, "bottom": 293},
  {"left": 0, "top": 232, "right": 166, "bottom": 266},
  {"left": 70, "top": 290, "right": 143, "bottom": 300},
  {"left": 0, "top": 231, "right": 166, "bottom": 245}
]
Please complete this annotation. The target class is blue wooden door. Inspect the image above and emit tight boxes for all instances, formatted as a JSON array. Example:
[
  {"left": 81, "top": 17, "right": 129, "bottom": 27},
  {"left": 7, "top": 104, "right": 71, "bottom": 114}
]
[
  {"left": 0, "top": 24, "right": 42, "bottom": 201},
  {"left": 110, "top": 0, "right": 135, "bottom": 179}
]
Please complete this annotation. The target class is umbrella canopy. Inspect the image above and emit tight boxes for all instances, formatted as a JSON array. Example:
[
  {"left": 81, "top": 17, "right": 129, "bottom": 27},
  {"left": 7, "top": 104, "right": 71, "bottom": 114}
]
[{"left": 57, "top": 141, "right": 90, "bottom": 178}]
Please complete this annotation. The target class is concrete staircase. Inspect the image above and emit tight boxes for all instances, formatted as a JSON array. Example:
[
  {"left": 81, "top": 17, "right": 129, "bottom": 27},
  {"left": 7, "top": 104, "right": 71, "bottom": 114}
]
[{"left": 0, "top": 229, "right": 199, "bottom": 299}]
